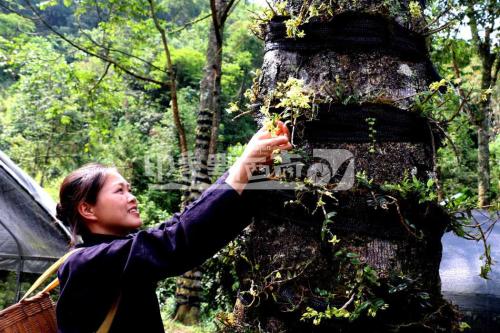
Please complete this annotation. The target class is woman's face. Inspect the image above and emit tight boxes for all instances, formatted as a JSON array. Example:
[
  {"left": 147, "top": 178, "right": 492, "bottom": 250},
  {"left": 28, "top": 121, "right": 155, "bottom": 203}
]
[{"left": 88, "top": 170, "right": 142, "bottom": 235}]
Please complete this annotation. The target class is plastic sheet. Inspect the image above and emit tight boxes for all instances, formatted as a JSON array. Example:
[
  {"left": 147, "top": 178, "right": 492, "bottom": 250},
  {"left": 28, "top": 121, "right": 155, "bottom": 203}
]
[{"left": 0, "top": 150, "right": 70, "bottom": 275}]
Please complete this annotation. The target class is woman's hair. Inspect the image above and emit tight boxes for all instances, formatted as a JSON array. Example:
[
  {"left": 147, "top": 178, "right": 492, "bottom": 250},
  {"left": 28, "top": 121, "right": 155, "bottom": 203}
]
[{"left": 56, "top": 163, "right": 114, "bottom": 245}]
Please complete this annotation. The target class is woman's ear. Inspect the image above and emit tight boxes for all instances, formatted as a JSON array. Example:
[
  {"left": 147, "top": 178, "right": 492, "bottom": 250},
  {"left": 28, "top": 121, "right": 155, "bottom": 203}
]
[{"left": 77, "top": 202, "right": 98, "bottom": 222}]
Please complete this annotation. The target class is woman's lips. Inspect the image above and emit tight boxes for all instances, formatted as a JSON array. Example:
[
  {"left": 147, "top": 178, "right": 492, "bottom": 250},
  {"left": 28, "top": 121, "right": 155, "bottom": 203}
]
[{"left": 128, "top": 208, "right": 140, "bottom": 216}]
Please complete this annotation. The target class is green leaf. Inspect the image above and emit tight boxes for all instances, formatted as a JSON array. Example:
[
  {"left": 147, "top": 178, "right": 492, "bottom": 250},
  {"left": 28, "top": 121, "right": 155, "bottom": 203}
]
[
  {"left": 417, "top": 292, "right": 430, "bottom": 300},
  {"left": 325, "top": 211, "right": 337, "bottom": 219},
  {"left": 350, "top": 258, "right": 361, "bottom": 265},
  {"left": 373, "top": 298, "right": 385, "bottom": 307},
  {"left": 60, "top": 115, "right": 71, "bottom": 125},
  {"left": 38, "top": 0, "right": 58, "bottom": 10},
  {"left": 459, "top": 322, "right": 471, "bottom": 331}
]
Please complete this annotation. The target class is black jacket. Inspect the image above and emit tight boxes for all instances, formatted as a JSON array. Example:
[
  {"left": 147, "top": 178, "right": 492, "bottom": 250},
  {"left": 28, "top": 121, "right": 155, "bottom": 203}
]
[{"left": 56, "top": 173, "right": 250, "bottom": 332}]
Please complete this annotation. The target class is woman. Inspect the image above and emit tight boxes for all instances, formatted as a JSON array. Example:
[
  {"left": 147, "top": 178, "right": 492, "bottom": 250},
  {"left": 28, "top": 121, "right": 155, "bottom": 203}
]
[{"left": 55, "top": 123, "right": 291, "bottom": 333}]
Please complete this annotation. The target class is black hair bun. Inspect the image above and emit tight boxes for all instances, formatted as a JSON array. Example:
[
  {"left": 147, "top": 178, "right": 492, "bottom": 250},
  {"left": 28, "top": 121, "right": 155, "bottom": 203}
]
[{"left": 56, "top": 203, "right": 68, "bottom": 224}]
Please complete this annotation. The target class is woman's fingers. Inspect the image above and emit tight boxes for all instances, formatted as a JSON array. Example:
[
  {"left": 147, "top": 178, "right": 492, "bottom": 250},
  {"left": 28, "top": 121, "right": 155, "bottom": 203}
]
[
  {"left": 230, "top": 123, "right": 292, "bottom": 188},
  {"left": 252, "top": 136, "right": 292, "bottom": 162},
  {"left": 275, "top": 121, "right": 290, "bottom": 139},
  {"left": 255, "top": 126, "right": 271, "bottom": 139},
  {"left": 277, "top": 142, "right": 293, "bottom": 150},
  {"left": 260, "top": 135, "right": 289, "bottom": 148}
]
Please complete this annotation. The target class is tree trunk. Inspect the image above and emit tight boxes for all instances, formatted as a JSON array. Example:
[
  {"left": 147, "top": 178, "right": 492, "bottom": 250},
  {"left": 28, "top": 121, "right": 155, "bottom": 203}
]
[
  {"left": 229, "top": 1, "right": 458, "bottom": 331},
  {"left": 173, "top": 270, "right": 202, "bottom": 325},
  {"left": 188, "top": 19, "right": 224, "bottom": 203},
  {"left": 477, "top": 104, "right": 491, "bottom": 208},
  {"left": 174, "top": 0, "right": 228, "bottom": 324},
  {"left": 464, "top": 0, "right": 497, "bottom": 207},
  {"left": 39, "top": 124, "right": 54, "bottom": 187},
  {"left": 476, "top": 61, "right": 494, "bottom": 208}
]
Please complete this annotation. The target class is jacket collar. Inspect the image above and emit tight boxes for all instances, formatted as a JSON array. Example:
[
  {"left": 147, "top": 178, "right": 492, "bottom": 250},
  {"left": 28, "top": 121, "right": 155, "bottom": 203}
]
[{"left": 80, "top": 232, "right": 130, "bottom": 247}]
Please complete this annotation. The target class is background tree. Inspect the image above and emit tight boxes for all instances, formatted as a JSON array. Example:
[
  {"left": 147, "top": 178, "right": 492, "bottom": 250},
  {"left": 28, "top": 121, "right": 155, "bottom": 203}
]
[
  {"left": 459, "top": 0, "right": 498, "bottom": 207},
  {"left": 173, "top": 0, "right": 239, "bottom": 325},
  {"left": 426, "top": 0, "right": 499, "bottom": 209}
]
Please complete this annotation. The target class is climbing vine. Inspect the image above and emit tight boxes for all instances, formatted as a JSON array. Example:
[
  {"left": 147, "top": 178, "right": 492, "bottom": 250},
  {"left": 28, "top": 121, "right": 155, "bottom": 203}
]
[{"left": 365, "top": 117, "right": 377, "bottom": 153}]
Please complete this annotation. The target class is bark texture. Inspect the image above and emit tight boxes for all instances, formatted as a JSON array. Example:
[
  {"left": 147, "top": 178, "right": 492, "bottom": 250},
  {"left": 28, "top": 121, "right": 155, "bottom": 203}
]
[{"left": 229, "top": 1, "right": 459, "bottom": 331}]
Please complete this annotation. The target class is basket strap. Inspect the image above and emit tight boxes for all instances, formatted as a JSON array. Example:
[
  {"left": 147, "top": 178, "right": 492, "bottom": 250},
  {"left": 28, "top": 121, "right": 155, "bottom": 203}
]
[
  {"left": 41, "top": 277, "right": 60, "bottom": 294},
  {"left": 21, "top": 248, "right": 83, "bottom": 301},
  {"left": 96, "top": 293, "right": 121, "bottom": 333},
  {"left": 19, "top": 247, "right": 121, "bottom": 333}
]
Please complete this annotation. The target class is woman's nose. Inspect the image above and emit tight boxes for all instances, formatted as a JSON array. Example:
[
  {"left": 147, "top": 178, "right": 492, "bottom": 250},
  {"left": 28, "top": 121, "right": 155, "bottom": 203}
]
[{"left": 127, "top": 192, "right": 137, "bottom": 203}]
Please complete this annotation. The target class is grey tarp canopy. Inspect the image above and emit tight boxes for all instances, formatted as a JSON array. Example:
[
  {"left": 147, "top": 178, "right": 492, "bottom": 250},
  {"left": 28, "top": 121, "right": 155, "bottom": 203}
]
[
  {"left": 440, "top": 210, "right": 500, "bottom": 332},
  {"left": 0, "top": 150, "right": 70, "bottom": 299}
]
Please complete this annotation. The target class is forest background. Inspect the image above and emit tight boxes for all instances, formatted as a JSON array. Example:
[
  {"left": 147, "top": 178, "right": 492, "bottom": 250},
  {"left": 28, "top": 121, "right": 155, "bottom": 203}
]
[{"left": 0, "top": 0, "right": 498, "bottom": 331}]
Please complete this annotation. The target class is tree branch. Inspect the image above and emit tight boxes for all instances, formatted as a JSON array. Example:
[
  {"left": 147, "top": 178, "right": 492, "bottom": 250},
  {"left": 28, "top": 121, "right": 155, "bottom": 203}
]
[
  {"left": 13, "top": 0, "right": 165, "bottom": 86},
  {"left": 75, "top": 18, "right": 167, "bottom": 74},
  {"left": 88, "top": 61, "right": 111, "bottom": 102},
  {"left": 484, "top": 0, "right": 496, "bottom": 48},
  {"left": 451, "top": 46, "right": 475, "bottom": 117},
  {"left": 147, "top": 0, "right": 188, "bottom": 154},
  {"left": 220, "top": 0, "right": 238, "bottom": 25},
  {"left": 93, "top": 0, "right": 103, "bottom": 23},
  {"left": 433, "top": 120, "right": 461, "bottom": 165},
  {"left": 147, "top": 0, "right": 175, "bottom": 80},
  {"left": 492, "top": 52, "right": 500, "bottom": 85},
  {"left": 423, "top": 20, "right": 456, "bottom": 36},
  {"left": 422, "top": 4, "right": 452, "bottom": 31},
  {"left": 167, "top": 13, "right": 211, "bottom": 34},
  {"left": 210, "top": 0, "right": 222, "bottom": 46},
  {"left": 340, "top": 293, "right": 355, "bottom": 310},
  {"left": 465, "top": 1, "right": 485, "bottom": 59},
  {"left": 443, "top": 89, "right": 473, "bottom": 124}
]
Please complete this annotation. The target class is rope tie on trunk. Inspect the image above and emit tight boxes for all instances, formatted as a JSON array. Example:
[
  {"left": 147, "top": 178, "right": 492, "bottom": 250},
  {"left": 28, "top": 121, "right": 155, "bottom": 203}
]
[
  {"left": 302, "top": 104, "right": 441, "bottom": 144},
  {"left": 264, "top": 13, "right": 442, "bottom": 83}
]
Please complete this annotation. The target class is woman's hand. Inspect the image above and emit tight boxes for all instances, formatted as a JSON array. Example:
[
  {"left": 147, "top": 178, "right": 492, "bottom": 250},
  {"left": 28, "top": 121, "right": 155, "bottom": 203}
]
[{"left": 226, "top": 121, "right": 292, "bottom": 194}]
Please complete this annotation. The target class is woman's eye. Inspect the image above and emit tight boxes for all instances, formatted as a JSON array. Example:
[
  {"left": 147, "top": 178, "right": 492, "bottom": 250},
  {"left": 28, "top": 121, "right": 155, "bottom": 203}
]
[{"left": 116, "top": 188, "right": 123, "bottom": 193}]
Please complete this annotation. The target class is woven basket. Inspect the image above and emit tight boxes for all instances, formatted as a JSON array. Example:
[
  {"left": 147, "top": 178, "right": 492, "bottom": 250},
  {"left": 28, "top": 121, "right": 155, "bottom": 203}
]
[
  {"left": 0, "top": 292, "right": 57, "bottom": 333},
  {"left": 0, "top": 248, "right": 117, "bottom": 333}
]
